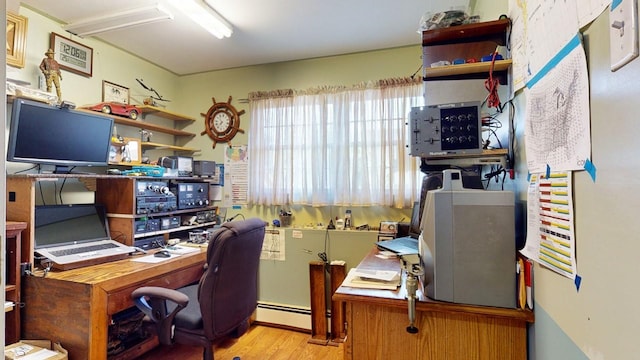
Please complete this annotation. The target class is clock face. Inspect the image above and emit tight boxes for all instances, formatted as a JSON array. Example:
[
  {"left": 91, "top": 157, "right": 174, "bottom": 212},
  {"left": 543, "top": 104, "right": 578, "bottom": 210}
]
[{"left": 213, "top": 111, "right": 231, "bottom": 133}]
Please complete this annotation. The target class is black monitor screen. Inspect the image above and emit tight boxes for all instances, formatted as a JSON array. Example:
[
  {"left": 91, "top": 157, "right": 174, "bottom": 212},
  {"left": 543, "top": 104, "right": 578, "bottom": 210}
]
[
  {"left": 409, "top": 201, "right": 421, "bottom": 238},
  {"left": 7, "top": 98, "right": 114, "bottom": 171}
]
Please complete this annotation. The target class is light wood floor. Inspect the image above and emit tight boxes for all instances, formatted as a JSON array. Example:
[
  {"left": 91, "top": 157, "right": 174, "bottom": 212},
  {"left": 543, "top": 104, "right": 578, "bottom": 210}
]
[{"left": 137, "top": 324, "right": 344, "bottom": 360}]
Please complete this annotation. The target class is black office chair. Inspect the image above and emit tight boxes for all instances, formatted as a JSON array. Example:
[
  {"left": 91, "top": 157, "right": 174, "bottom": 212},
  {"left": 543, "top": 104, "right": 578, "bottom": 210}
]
[{"left": 131, "top": 218, "right": 267, "bottom": 360}]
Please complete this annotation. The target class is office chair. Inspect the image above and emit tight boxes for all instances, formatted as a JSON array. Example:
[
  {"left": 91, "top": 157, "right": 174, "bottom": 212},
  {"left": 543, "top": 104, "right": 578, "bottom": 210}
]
[{"left": 131, "top": 218, "right": 267, "bottom": 360}]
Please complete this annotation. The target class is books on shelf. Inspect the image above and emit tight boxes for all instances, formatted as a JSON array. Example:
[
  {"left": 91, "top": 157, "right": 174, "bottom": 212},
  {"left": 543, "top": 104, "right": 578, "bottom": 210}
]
[{"left": 342, "top": 268, "right": 401, "bottom": 290}]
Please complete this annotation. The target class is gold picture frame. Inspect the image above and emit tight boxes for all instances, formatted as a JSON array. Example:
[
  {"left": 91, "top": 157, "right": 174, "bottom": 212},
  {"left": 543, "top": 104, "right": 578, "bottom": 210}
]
[{"left": 7, "top": 12, "right": 28, "bottom": 68}]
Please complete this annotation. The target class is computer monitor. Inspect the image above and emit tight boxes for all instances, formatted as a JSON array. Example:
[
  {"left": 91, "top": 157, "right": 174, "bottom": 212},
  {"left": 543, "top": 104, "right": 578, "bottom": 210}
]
[
  {"left": 7, "top": 98, "right": 114, "bottom": 173},
  {"left": 419, "top": 169, "right": 516, "bottom": 308}
]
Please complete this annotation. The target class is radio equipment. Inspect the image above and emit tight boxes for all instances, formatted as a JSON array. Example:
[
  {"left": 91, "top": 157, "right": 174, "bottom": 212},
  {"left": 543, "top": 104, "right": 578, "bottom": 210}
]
[
  {"left": 196, "top": 209, "right": 216, "bottom": 224},
  {"left": 193, "top": 160, "right": 216, "bottom": 176},
  {"left": 409, "top": 102, "right": 483, "bottom": 157},
  {"left": 136, "top": 196, "right": 178, "bottom": 214},
  {"left": 135, "top": 218, "right": 161, "bottom": 234},
  {"left": 171, "top": 182, "right": 210, "bottom": 210},
  {"left": 160, "top": 216, "right": 181, "bottom": 230},
  {"left": 135, "top": 180, "right": 177, "bottom": 214},
  {"left": 136, "top": 180, "right": 173, "bottom": 197},
  {"left": 167, "top": 156, "right": 193, "bottom": 176}
]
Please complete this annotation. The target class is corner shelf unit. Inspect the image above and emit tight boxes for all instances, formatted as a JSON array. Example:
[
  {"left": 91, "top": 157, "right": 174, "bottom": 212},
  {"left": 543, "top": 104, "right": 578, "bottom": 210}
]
[
  {"left": 422, "top": 18, "right": 511, "bottom": 84},
  {"left": 420, "top": 18, "right": 512, "bottom": 168}
]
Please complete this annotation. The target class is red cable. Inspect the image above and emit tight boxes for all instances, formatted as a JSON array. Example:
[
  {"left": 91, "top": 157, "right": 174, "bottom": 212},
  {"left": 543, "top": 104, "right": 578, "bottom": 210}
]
[{"left": 485, "top": 52, "right": 501, "bottom": 109}]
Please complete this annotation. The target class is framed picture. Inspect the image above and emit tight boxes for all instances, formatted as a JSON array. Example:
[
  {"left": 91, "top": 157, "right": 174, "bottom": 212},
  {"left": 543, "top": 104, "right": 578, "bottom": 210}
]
[
  {"left": 102, "top": 81, "right": 130, "bottom": 104},
  {"left": 7, "top": 12, "right": 28, "bottom": 68},
  {"left": 50, "top": 32, "right": 93, "bottom": 77}
]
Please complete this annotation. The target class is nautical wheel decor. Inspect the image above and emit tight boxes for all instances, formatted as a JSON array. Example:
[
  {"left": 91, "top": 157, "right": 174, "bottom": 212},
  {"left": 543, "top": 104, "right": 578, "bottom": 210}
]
[{"left": 200, "top": 96, "right": 245, "bottom": 148}]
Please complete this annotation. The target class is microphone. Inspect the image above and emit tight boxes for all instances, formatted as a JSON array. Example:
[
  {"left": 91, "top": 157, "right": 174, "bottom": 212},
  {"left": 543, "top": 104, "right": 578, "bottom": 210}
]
[{"left": 226, "top": 214, "right": 242, "bottom": 222}]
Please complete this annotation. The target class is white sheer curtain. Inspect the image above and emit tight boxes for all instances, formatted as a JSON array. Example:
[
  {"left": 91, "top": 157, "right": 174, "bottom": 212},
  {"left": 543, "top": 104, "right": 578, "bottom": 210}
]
[{"left": 248, "top": 78, "right": 424, "bottom": 208}]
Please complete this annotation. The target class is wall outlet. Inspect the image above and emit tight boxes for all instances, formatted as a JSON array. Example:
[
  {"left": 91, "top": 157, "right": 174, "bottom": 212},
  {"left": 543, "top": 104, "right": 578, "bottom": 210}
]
[{"left": 610, "top": 0, "right": 639, "bottom": 71}]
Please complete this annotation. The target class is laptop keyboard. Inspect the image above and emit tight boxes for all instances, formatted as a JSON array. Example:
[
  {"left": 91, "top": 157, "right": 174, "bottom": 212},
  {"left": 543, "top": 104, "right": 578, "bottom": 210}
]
[{"left": 49, "top": 243, "right": 119, "bottom": 257}]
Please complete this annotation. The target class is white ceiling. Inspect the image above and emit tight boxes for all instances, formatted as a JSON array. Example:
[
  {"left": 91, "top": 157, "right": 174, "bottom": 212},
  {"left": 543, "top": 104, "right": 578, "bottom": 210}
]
[{"left": 13, "top": 0, "right": 469, "bottom": 75}]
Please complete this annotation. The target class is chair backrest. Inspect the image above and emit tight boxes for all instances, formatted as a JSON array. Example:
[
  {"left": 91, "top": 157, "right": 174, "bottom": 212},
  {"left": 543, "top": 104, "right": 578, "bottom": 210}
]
[{"left": 198, "top": 218, "right": 266, "bottom": 340}]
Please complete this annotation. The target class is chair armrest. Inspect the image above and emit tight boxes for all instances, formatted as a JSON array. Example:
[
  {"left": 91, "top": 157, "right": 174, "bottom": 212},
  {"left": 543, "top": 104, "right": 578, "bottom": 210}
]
[
  {"left": 132, "top": 286, "right": 189, "bottom": 307},
  {"left": 131, "top": 286, "right": 190, "bottom": 345}
]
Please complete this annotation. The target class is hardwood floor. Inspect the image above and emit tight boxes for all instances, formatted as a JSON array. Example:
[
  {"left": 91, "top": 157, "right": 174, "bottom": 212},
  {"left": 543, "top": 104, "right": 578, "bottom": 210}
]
[{"left": 137, "top": 324, "right": 344, "bottom": 360}]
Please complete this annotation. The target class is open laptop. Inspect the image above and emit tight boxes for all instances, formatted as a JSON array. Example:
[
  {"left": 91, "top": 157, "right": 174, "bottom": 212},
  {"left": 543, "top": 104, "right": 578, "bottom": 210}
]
[
  {"left": 376, "top": 201, "right": 421, "bottom": 255},
  {"left": 34, "top": 204, "right": 135, "bottom": 270}
]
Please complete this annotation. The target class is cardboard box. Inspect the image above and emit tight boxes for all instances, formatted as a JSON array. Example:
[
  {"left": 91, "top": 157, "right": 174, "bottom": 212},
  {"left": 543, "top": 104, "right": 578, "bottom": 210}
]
[{"left": 5, "top": 340, "right": 67, "bottom": 360}]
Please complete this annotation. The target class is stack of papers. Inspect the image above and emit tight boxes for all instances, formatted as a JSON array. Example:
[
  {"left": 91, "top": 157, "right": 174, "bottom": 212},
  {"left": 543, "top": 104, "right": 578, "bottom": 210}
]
[
  {"left": 5, "top": 301, "right": 15, "bottom": 311},
  {"left": 166, "top": 244, "right": 201, "bottom": 254},
  {"left": 342, "top": 268, "right": 401, "bottom": 290}
]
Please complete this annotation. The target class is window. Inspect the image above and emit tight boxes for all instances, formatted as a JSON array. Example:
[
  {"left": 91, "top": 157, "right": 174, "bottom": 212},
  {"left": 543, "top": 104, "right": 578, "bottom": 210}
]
[{"left": 248, "top": 78, "right": 424, "bottom": 208}]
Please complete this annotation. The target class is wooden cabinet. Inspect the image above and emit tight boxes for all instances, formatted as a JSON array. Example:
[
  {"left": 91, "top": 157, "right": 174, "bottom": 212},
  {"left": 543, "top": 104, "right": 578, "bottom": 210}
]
[
  {"left": 5, "top": 221, "right": 27, "bottom": 345},
  {"left": 95, "top": 177, "right": 218, "bottom": 247}
]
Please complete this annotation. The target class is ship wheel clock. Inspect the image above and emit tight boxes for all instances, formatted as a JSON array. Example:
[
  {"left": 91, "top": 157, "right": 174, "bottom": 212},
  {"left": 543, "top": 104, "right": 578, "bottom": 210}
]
[{"left": 200, "top": 96, "right": 245, "bottom": 148}]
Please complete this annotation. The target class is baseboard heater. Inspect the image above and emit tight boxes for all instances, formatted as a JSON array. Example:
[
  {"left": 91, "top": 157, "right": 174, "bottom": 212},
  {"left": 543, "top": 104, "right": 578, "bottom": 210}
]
[{"left": 255, "top": 302, "right": 313, "bottom": 331}]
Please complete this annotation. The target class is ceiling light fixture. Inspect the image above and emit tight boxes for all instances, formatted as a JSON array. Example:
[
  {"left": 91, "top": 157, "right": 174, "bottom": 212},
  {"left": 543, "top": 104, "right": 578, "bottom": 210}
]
[
  {"left": 168, "top": 0, "right": 233, "bottom": 39},
  {"left": 64, "top": 4, "right": 173, "bottom": 37}
]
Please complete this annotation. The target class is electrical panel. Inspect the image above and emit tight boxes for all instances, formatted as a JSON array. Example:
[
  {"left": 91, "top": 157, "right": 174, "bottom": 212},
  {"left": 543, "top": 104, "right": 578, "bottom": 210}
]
[{"left": 409, "top": 102, "right": 483, "bottom": 157}]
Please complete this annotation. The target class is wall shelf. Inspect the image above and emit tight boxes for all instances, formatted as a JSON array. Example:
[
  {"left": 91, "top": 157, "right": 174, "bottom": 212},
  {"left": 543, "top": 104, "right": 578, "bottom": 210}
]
[
  {"left": 141, "top": 141, "right": 198, "bottom": 152},
  {"left": 77, "top": 108, "right": 194, "bottom": 137},
  {"left": 422, "top": 18, "right": 511, "bottom": 84},
  {"left": 137, "top": 105, "right": 196, "bottom": 122},
  {"left": 424, "top": 59, "right": 512, "bottom": 82}
]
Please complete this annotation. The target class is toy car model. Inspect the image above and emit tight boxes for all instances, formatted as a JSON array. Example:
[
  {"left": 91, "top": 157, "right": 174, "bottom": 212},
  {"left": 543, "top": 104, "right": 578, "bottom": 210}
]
[{"left": 87, "top": 102, "right": 141, "bottom": 120}]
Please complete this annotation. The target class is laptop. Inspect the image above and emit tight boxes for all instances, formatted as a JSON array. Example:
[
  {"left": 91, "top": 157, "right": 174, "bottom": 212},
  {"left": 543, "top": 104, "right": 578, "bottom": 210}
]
[
  {"left": 34, "top": 204, "right": 135, "bottom": 270},
  {"left": 376, "top": 201, "right": 422, "bottom": 255}
]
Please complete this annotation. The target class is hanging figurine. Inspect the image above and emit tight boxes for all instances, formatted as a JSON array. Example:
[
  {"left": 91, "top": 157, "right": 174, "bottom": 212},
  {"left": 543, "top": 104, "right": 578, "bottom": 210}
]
[{"left": 39, "top": 48, "right": 63, "bottom": 100}]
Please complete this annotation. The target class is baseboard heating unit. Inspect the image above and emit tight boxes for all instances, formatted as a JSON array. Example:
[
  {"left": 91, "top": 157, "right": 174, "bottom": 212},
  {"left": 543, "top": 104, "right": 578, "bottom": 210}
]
[{"left": 255, "top": 302, "right": 312, "bottom": 331}]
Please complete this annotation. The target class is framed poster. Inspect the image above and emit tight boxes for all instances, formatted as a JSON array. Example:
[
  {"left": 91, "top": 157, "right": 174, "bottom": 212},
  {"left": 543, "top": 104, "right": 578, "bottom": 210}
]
[
  {"left": 7, "top": 12, "right": 28, "bottom": 68},
  {"left": 50, "top": 32, "right": 93, "bottom": 77},
  {"left": 102, "top": 81, "right": 130, "bottom": 104}
]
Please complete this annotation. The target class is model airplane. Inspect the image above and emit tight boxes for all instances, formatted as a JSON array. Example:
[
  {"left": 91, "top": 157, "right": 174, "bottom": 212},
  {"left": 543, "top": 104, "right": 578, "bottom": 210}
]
[{"left": 136, "top": 78, "right": 170, "bottom": 105}]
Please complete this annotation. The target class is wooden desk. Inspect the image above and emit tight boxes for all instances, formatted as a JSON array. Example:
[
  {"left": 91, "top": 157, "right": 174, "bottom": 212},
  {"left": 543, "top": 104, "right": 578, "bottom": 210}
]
[
  {"left": 22, "top": 249, "right": 206, "bottom": 360},
  {"left": 5, "top": 221, "right": 27, "bottom": 345},
  {"left": 333, "top": 249, "right": 534, "bottom": 360}
]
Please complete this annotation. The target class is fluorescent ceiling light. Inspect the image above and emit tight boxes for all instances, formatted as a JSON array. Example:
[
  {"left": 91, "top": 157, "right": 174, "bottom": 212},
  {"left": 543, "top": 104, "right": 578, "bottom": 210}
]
[
  {"left": 64, "top": 4, "right": 173, "bottom": 37},
  {"left": 168, "top": 0, "right": 233, "bottom": 39}
]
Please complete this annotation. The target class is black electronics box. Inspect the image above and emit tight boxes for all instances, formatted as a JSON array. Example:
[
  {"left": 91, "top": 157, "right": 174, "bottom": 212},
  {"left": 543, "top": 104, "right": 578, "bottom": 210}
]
[
  {"left": 134, "top": 235, "right": 164, "bottom": 250},
  {"left": 157, "top": 156, "right": 177, "bottom": 169},
  {"left": 193, "top": 160, "right": 216, "bottom": 176},
  {"left": 135, "top": 218, "right": 161, "bottom": 234}
]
